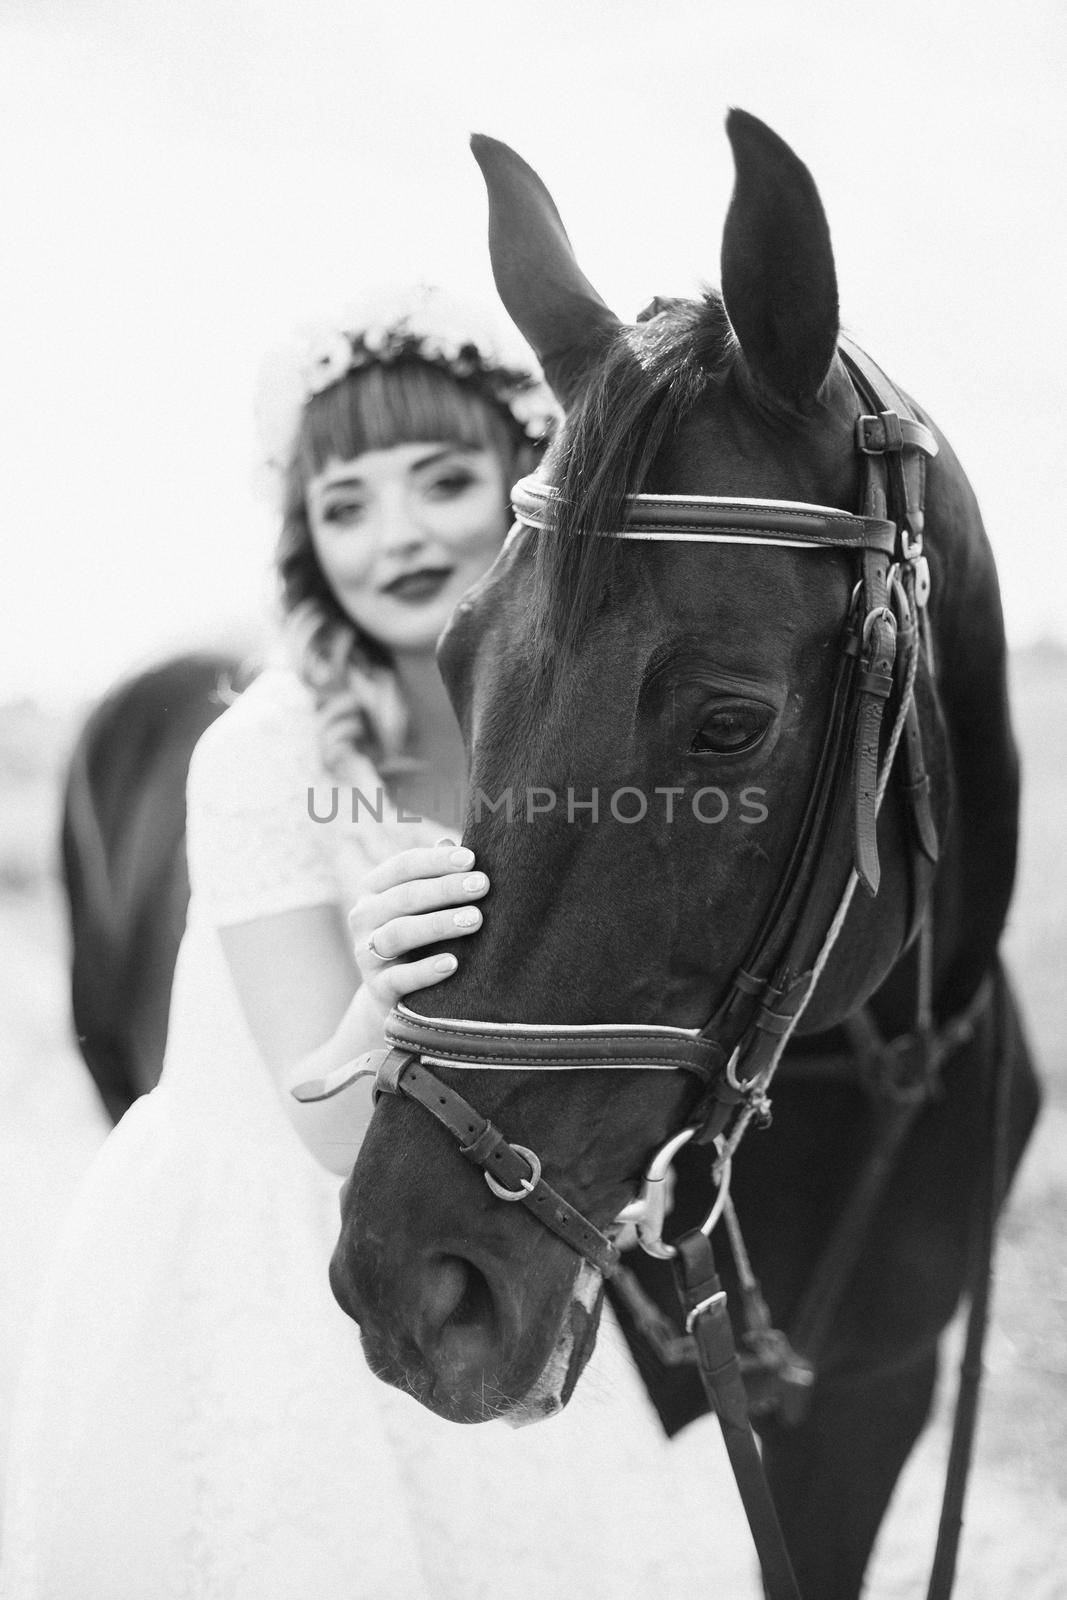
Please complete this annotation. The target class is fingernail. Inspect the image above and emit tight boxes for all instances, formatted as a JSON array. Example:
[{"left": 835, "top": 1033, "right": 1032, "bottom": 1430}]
[
  {"left": 463, "top": 873, "right": 487, "bottom": 892},
  {"left": 436, "top": 836, "right": 456, "bottom": 847},
  {"left": 434, "top": 953, "right": 458, "bottom": 972},
  {"left": 450, "top": 847, "right": 475, "bottom": 867},
  {"left": 453, "top": 907, "right": 481, "bottom": 928}
]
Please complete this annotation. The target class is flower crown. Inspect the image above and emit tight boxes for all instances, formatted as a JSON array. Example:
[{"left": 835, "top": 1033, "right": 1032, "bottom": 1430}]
[{"left": 255, "top": 287, "right": 560, "bottom": 481}]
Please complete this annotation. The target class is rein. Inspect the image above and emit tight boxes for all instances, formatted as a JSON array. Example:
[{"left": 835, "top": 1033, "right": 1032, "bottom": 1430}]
[{"left": 295, "top": 341, "right": 999, "bottom": 1600}]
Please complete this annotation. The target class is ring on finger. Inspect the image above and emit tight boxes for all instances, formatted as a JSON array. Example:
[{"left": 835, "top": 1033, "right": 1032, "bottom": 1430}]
[{"left": 363, "top": 932, "right": 393, "bottom": 967}]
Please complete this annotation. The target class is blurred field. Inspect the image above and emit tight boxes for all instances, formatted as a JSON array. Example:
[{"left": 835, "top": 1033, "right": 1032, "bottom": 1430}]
[{"left": 0, "top": 653, "right": 1064, "bottom": 1595}]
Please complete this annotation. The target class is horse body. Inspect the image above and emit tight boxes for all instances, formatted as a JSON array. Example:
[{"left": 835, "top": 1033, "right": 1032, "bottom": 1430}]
[
  {"left": 331, "top": 112, "right": 1039, "bottom": 1598},
  {"left": 62, "top": 651, "right": 249, "bottom": 1121}
]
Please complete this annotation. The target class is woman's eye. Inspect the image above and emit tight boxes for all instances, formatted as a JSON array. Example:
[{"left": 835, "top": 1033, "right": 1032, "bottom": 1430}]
[
  {"left": 690, "top": 704, "right": 772, "bottom": 756},
  {"left": 322, "top": 500, "right": 365, "bottom": 525},
  {"left": 425, "top": 472, "right": 475, "bottom": 499}
]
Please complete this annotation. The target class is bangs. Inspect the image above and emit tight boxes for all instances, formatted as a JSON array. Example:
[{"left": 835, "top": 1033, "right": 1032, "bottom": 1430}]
[{"left": 297, "top": 362, "right": 515, "bottom": 476}]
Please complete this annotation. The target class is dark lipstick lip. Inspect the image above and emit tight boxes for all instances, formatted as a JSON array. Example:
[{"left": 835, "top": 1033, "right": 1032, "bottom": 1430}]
[{"left": 381, "top": 567, "right": 454, "bottom": 599}]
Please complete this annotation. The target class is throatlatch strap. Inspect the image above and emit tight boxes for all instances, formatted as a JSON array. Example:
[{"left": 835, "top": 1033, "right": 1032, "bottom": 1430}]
[{"left": 672, "top": 1231, "right": 801, "bottom": 1600}]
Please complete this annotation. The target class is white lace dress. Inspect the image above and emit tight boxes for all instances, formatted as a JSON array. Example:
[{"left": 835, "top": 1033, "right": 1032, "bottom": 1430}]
[{"left": 0, "top": 667, "right": 746, "bottom": 1600}]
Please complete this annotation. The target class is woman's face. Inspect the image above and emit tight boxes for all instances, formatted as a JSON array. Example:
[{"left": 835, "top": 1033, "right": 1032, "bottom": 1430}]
[{"left": 305, "top": 442, "right": 510, "bottom": 654}]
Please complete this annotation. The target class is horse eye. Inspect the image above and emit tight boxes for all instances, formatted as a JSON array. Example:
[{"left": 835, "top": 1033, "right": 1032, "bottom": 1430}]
[{"left": 690, "top": 703, "right": 772, "bottom": 756}]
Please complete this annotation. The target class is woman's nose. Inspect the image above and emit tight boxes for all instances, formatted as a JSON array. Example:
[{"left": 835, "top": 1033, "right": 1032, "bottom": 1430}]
[{"left": 376, "top": 489, "right": 428, "bottom": 553}]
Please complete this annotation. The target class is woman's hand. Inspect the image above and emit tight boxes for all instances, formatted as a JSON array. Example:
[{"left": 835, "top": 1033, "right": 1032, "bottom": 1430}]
[{"left": 349, "top": 841, "right": 489, "bottom": 1023}]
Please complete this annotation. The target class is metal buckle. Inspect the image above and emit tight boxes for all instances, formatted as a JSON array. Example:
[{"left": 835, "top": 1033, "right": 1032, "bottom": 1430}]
[
  {"left": 875, "top": 1034, "right": 936, "bottom": 1105},
  {"left": 723, "top": 1042, "right": 746, "bottom": 1094},
  {"left": 856, "top": 411, "right": 904, "bottom": 454},
  {"left": 684, "top": 1289, "right": 727, "bottom": 1333},
  {"left": 856, "top": 415, "right": 880, "bottom": 454},
  {"left": 717, "top": 1044, "right": 775, "bottom": 1133},
  {"left": 861, "top": 603, "right": 897, "bottom": 650},
  {"left": 484, "top": 1144, "right": 542, "bottom": 1200},
  {"left": 901, "top": 523, "right": 925, "bottom": 562}
]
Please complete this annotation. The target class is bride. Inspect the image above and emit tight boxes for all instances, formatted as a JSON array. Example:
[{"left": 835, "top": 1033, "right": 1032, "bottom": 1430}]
[{"left": 0, "top": 287, "right": 739, "bottom": 1600}]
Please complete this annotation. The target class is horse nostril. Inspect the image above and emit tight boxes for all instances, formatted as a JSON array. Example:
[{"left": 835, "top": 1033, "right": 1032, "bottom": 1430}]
[
  {"left": 421, "top": 1254, "right": 490, "bottom": 1331},
  {"left": 419, "top": 1254, "right": 499, "bottom": 1372}
]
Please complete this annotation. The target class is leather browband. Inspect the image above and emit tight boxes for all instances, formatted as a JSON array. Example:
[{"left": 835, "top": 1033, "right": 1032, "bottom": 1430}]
[{"left": 511, "top": 475, "right": 899, "bottom": 553}]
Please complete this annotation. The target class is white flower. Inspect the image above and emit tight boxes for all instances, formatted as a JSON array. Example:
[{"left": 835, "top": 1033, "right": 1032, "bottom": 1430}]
[
  {"left": 360, "top": 322, "right": 390, "bottom": 356},
  {"left": 253, "top": 283, "right": 558, "bottom": 502},
  {"left": 304, "top": 329, "right": 354, "bottom": 396},
  {"left": 426, "top": 332, "right": 462, "bottom": 365},
  {"left": 509, "top": 383, "right": 561, "bottom": 439}
]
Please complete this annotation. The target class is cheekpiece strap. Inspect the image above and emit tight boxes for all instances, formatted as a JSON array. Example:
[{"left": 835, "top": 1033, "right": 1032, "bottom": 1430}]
[{"left": 851, "top": 590, "right": 898, "bottom": 897}]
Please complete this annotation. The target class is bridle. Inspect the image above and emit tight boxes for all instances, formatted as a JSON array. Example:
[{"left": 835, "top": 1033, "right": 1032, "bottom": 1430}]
[
  {"left": 294, "top": 339, "right": 941, "bottom": 1278},
  {"left": 294, "top": 339, "right": 1013, "bottom": 1600},
  {"left": 294, "top": 342, "right": 996, "bottom": 1599}
]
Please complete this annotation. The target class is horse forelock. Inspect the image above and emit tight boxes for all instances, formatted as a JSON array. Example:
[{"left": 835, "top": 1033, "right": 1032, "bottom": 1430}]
[{"left": 527, "top": 296, "right": 738, "bottom": 681}]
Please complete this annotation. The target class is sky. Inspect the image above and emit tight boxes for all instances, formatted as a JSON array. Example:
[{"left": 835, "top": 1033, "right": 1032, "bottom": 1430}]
[{"left": 2, "top": 0, "right": 1065, "bottom": 705}]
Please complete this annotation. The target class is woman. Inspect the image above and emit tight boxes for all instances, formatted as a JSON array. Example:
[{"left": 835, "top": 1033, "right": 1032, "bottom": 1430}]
[{"left": 1, "top": 290, "right": 738, "bottom": 1600}]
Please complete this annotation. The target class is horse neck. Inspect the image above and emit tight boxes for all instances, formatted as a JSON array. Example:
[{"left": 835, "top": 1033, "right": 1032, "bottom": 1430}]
[{"left": 916, "top": 422, "right": 1019, "bottom": 1013}]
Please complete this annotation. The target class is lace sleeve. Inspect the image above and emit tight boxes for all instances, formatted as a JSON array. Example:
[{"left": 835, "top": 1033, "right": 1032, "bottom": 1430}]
[{"left": 185, "top": 671, "right": 343, "bottom": 927}]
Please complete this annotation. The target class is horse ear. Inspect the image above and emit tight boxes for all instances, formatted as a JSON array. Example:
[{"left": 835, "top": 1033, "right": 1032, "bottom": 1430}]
[
  {"left": 470, "top": 134, "right": 622, "bottom": 407},
  {"left": 720, "top": 110, "right": 839, "bottom": 410}
]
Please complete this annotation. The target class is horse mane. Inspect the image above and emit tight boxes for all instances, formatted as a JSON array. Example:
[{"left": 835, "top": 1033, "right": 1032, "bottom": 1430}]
[{"left": 530, "top": 294, "right": 738, "bottom": 674}]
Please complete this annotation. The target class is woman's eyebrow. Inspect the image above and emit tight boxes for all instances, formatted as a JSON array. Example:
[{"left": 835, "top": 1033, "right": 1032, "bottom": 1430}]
[
  {"left": 409, "top": 445, "right": 478, "bottom": 473},
  {"left": 318, "top": 447, "right": 476, "bottom": 494},
  {"left": 315, "top": 474, "right": 365, "bottom": 495}
]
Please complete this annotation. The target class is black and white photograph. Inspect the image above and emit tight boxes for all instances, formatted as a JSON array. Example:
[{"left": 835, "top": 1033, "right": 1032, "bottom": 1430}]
[{"left": 1, "top": 3, "right": 1064, "bottom": 1596}]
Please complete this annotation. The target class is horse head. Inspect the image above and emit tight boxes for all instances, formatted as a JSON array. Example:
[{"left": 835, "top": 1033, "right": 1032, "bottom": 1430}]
[{"left": 329, "top": 111, "right": 961, "bottom": 1424}]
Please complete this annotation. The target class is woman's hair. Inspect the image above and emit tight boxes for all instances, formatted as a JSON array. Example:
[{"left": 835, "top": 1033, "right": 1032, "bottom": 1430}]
[{"left": 275, "top": 359, "right": 536, "bottom": 777}]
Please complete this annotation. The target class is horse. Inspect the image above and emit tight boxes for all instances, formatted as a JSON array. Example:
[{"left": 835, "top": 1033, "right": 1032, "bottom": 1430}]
[
  {"left": 61, "top": 650, "right": 250, "bottom": 1122},
  {"left": 321, "top": 112, "right": 1041, "bottom": 1599}
]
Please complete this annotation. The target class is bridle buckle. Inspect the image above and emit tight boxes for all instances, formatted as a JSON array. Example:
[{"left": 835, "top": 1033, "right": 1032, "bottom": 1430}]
[
  {"left": 484, "top": 1144, "right": 542, "bottom": 1200},
  {"left": 856, "top": 409, "right": 904, "bottom": 455}
]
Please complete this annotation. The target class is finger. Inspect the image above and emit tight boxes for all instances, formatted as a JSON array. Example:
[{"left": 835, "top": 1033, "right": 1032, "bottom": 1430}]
[
  {"left": 358, "top": 868, "right": 489, "bottom": 930},
  {"left": 354, "top": 929, "right": 396, "bottom": 972},
  {"left": 361, "top": 844, "right": 475, "bottom": 895},
  {"left": 380, "top": 950, "right": 458, "bottom": 1000},
  {"left": 360, "top": 903, "right": 484, "bottom": 965}
]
